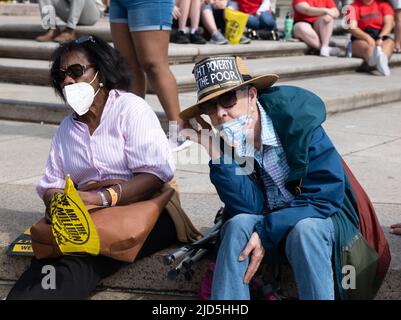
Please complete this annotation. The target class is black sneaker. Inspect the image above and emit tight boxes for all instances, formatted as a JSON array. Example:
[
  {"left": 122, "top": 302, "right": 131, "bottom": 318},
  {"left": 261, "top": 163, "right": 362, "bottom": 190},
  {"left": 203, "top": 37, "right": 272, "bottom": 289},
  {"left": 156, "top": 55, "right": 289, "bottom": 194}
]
[
  {"left": 174, "top": 30, "right": 190, "bottom": 44},
  {"left": 190, "top": 30, "right": 207, "bottom": 44}
]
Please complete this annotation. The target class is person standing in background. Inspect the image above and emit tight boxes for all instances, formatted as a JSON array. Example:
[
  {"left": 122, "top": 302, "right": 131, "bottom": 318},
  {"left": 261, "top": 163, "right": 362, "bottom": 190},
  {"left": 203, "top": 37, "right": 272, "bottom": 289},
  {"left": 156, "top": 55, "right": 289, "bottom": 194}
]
[
  {"left": 109, "top": 0, "right": 187, "bottom": 148},
  {"left": 391, "top": 0, "right": 401, "bottom": 53}
]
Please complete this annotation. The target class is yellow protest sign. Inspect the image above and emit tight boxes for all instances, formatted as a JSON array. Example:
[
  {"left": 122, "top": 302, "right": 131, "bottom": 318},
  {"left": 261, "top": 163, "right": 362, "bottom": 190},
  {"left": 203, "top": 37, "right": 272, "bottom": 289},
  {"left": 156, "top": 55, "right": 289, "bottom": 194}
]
[
  {"left": 224, "top": 8, "right": 249, "bottom": 45},
  {"left": 50, "top": 175, "right": 100, "bottom": 256}
]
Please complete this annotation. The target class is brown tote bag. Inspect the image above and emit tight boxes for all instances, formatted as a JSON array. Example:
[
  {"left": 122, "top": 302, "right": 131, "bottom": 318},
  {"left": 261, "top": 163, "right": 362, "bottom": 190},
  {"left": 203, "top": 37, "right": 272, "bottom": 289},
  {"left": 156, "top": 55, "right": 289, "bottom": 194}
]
[{"left": 31, "top": 186, "right": 175, "bottom": 263}]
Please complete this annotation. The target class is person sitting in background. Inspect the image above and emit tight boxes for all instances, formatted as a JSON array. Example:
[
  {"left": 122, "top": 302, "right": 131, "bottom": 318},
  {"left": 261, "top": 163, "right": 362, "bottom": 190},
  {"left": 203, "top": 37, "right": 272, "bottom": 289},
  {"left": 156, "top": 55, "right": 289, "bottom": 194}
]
[
  {"left": 348, "top": 0, "right": 394, "bottom": 76},
  {"left": 201, "top": 0, "right": 229, "bottom": 44},
  {"left": 201, "top": 0, "right": 251, "bottom": 44},
  {"left": 392, "top": 0, "right": 401, "bottom": 53},
  {"left": 36, "top": 0, "right": 102, "bottom": 42},
  {"left": 173, "top": 0, "right": 207, "bottom": 44},
  {"left": 292, "top": 0, "right": 341, "bottom": 56},
  {"left": 236, "top": 0, "right": 278, "bottom": 35}
]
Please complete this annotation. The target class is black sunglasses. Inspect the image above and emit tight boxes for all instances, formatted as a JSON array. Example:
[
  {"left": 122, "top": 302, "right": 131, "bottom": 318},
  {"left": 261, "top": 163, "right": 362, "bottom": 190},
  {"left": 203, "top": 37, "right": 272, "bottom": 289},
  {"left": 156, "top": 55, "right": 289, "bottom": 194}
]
[
  {"left": 201, "top": 89, "right": 240, "bottom": 115},
  {"left": 55, "top": 63, "right": 95, "bottom": 83}
]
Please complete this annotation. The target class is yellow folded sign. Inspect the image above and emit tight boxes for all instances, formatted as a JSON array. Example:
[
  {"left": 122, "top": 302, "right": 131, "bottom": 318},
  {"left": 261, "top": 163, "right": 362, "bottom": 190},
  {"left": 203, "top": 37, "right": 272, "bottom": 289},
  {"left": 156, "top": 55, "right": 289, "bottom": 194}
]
[
  {"left": 50, "top": 175, "right": 100, "bottom": 255},
  {"left": 224, "top": 8, "right": 249, "bottom": 45}
]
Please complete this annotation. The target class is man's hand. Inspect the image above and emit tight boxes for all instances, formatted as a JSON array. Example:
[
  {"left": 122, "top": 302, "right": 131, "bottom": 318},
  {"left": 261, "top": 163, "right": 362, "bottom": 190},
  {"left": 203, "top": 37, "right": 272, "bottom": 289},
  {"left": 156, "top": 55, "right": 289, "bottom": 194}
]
[
  {"left": 181, "top": 116, "right": 221, "bottom": 160},
  {"left": 239, "top": 232, "right": 265, "bottom": 284},
  {"left": 391, "top": 223, "right": 401, "bottom": 235}
]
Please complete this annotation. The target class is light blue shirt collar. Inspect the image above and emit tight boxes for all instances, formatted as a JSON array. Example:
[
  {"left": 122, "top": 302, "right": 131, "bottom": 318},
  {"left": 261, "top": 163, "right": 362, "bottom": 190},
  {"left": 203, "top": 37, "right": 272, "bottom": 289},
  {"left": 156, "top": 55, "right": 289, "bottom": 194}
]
[{"left": 257, "top": 100, "right": 279, "bottom": 147}]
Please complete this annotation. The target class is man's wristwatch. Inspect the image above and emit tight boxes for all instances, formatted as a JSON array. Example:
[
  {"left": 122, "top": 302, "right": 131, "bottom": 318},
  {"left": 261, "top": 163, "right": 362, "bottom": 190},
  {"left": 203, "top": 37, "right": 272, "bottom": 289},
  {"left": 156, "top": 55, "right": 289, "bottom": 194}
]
[
  {"left": 97, "top": 191, "right": 109, "bottom": 207},
  {"left": 377, "top": 35, "right": 384, "bottom": 41}
]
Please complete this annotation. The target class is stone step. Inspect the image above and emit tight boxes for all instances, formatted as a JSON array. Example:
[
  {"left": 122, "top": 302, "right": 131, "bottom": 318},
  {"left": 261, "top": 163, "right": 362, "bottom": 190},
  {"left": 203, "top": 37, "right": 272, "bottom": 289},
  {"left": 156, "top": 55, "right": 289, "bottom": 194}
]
[
  {"left": 3, "top": 53, "right": 387, "bottom": 92},
  {"left": 0, "top": 37, "right": 318, "bottom": 64},
  {"left": 0, "top": 14, "right": 345, "bottom": 44},
  {"left": 1, "top": 66, "right": 401, "bottom": 126}
]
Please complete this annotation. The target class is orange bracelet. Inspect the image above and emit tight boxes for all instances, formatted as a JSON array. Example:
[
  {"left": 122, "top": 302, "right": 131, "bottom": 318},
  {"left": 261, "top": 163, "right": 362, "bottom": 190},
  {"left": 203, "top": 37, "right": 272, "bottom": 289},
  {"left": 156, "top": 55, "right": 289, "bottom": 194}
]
[{"left": 106, "top": 187, "right": 118, "bottom": 207}]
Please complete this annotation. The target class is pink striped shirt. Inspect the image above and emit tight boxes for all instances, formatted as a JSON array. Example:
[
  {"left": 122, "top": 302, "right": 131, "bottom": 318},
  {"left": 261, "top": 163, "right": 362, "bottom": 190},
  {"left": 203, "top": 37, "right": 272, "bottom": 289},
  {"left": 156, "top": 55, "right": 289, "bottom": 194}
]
[{"left": 36, "top": 89, "right": 175, "bottom": 199}]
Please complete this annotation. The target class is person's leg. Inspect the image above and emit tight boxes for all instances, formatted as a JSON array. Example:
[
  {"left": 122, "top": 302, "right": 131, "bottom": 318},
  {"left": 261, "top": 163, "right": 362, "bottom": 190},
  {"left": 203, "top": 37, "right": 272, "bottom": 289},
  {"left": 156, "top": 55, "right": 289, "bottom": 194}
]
[
  {"left": 259, "top": 11, "right": 277, "bottom": 30},
  {"left": 7, "top": 255, "right": 124, "bottom": 300},
  {"left": 189, "top": 0, "right": 206, "bottom": 44},
  {"left": 395, "top": 10, "right": 401, "bottom": 51},
  {"left": 202, "top": 6, "right": 218, "bottom": 35},
  {"left": 111, "top": 23, "right": 146, "bottom": 97},
  {"left": 110, "top": 0, "right": 146, "bottom": 97},
  {"left": 313, "top": 14, "right": 334, "bottom": 48},
  {"left": 202, "top": 7, "right": 228, "bottom": 44},
  {"left": 211, "top": 214, "right": 265, "bottom": 300},
  {"left": 76, "top": 0, "right": 101, "bottom": 26},
  {"left": 190, "top": 0, "right": 201, "bottom": 31},
  {"left": 131, "top": 31, "right": 181, "bottom": 123},
  {"left": 178, "top": 0, "right": 190, "bottom": 31},
  {"left": 38, "top": 0, "right": 57, "bottom": 29},
  {"left": 136, "top": 209, "right": 178, "bottom": 260},
  {"left": 36, "top": 0, "right": 63, "bottom": 41},
  {"left": 382, "top": 38, "right": 395, "bottom": 59},
  {"left": 293, "top": 21, "right": 320, "bottom": 49},
  {"left": 352, "top": 39, "right": 374, "bottom": 63},
  {"left": 246, "top": 14, "right": 261, "bottom": 30},
  {"left": 285, "top": 217, "right": 335, "bottom": 300}
]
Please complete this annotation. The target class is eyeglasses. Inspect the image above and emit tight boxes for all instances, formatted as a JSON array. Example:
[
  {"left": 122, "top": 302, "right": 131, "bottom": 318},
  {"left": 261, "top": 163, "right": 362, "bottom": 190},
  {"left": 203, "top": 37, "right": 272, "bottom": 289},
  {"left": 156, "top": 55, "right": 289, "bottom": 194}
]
[
  {"left": 202, "top": 87, "right": 250, "bottom": 115},
  {"left": 55, "top": 63, "right": 95, "bottom": 83}
]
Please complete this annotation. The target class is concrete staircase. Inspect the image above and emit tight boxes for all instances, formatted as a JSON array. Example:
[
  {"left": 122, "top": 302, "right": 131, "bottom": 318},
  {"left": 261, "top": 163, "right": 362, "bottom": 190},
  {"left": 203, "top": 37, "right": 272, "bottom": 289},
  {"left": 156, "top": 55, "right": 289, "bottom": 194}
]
[{"left": 1, "top": 9, "right": 401, "bottom": 300}]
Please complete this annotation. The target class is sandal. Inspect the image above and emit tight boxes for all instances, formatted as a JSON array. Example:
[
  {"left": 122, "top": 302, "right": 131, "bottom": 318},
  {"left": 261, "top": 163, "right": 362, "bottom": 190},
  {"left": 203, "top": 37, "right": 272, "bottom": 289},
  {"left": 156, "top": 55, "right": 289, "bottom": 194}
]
[{"left": 393, "top": 48, "right": 401, "bottom": 53}]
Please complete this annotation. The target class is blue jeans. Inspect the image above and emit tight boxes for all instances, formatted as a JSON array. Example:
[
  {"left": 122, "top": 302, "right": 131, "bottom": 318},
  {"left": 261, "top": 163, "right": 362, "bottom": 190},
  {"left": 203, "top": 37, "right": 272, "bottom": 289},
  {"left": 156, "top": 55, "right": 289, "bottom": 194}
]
[
  {"left": 246, "top": 11, "right": 277, "bottom": 31},
  {"left": 211, "top": 214, "right": 335, "bottom": 300}
]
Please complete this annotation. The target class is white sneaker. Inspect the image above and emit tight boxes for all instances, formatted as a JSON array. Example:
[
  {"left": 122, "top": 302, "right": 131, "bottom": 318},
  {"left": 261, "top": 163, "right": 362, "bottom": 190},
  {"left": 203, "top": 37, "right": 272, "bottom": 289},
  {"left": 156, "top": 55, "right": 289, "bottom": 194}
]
[
  {"left": 320, "top": 46, "right": 341, "bottom": 57},
  {"left": 374, "top": 46, "right": 391, "bottom": 76}
]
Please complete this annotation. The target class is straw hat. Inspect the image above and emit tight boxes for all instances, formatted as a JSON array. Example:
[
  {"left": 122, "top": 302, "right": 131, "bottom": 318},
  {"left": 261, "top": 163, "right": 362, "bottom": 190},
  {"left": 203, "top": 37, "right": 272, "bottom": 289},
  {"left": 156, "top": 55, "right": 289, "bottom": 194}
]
[{"left": 179, "top": 56, "right": 279, "bottom": 120}]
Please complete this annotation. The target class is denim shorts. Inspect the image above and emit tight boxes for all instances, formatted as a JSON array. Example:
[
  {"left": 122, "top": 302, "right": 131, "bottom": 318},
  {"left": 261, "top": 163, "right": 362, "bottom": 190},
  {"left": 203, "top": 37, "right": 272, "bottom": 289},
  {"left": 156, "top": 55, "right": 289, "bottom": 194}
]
[{"left": 109, "top": 0, "right": 174, "bottom": 32}]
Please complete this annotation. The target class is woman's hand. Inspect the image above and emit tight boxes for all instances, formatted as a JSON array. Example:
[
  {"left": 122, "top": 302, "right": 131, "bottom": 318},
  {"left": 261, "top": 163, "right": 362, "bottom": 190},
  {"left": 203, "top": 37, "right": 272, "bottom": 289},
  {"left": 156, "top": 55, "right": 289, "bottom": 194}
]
[
  {"left": 366, "top": 35, "right": 376, "bottom": 48},
  {"left": 239, "top": 232, "right": 265, "bottom": 284},
  {"left": 77, "top": 191, "right": 102, "bottom": 206}
]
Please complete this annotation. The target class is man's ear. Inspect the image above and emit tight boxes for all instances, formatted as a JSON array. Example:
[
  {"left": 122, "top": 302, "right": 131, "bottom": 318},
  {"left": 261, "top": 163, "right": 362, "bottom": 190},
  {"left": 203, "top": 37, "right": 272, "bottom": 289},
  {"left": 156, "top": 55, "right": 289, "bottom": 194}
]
[{"left": 249, "top": 86, "right": 258, "bottom": 107}]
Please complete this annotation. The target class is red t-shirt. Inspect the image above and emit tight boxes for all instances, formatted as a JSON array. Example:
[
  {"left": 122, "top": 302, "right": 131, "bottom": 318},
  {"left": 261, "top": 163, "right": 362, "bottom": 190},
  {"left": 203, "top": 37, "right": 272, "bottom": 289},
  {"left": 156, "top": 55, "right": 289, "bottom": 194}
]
[
  {"left": 238, "top": 0, "right": 263, "bottom": 15},
  {"left": 292, "top": 0, "right": 337, "bottom": 24},
  {"left": 350, "top": 0, "right": 394, "bottom": 31}
]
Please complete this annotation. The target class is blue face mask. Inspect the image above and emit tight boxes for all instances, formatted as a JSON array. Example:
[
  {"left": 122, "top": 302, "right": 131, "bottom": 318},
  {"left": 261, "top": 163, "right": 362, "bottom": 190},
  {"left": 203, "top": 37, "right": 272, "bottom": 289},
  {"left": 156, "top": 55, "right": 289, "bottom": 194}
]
[{"left": 216, "top": 114, "right": 255, "bottom": 158}]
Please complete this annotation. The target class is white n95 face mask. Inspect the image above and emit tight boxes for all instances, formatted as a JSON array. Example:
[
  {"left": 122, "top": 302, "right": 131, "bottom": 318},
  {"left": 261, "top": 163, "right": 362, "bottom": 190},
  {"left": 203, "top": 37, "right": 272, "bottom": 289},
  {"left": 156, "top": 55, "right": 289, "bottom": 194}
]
[{"left": 62, "top": 71, "right": 102, "bottom": 116}]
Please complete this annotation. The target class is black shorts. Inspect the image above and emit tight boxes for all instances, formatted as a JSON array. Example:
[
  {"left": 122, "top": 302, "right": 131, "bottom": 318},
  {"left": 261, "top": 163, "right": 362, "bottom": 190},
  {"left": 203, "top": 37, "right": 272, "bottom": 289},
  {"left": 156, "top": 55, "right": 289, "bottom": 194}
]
[
  {"left": 351, "top": 27, "right": 393, "bottom": 41},
  {"left": 294, "top": 20, "right": 314, "bottom": 28}
]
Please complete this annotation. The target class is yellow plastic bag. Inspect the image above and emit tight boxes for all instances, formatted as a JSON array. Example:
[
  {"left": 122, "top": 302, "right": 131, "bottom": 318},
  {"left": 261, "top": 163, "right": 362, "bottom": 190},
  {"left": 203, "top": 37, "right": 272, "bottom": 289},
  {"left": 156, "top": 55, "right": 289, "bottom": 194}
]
[
  {"left": 49, "top": 175, "right": 100, "bottom": 256},
  {"left": 224, "top": 8, "right": 249, "bottom": 45}
]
